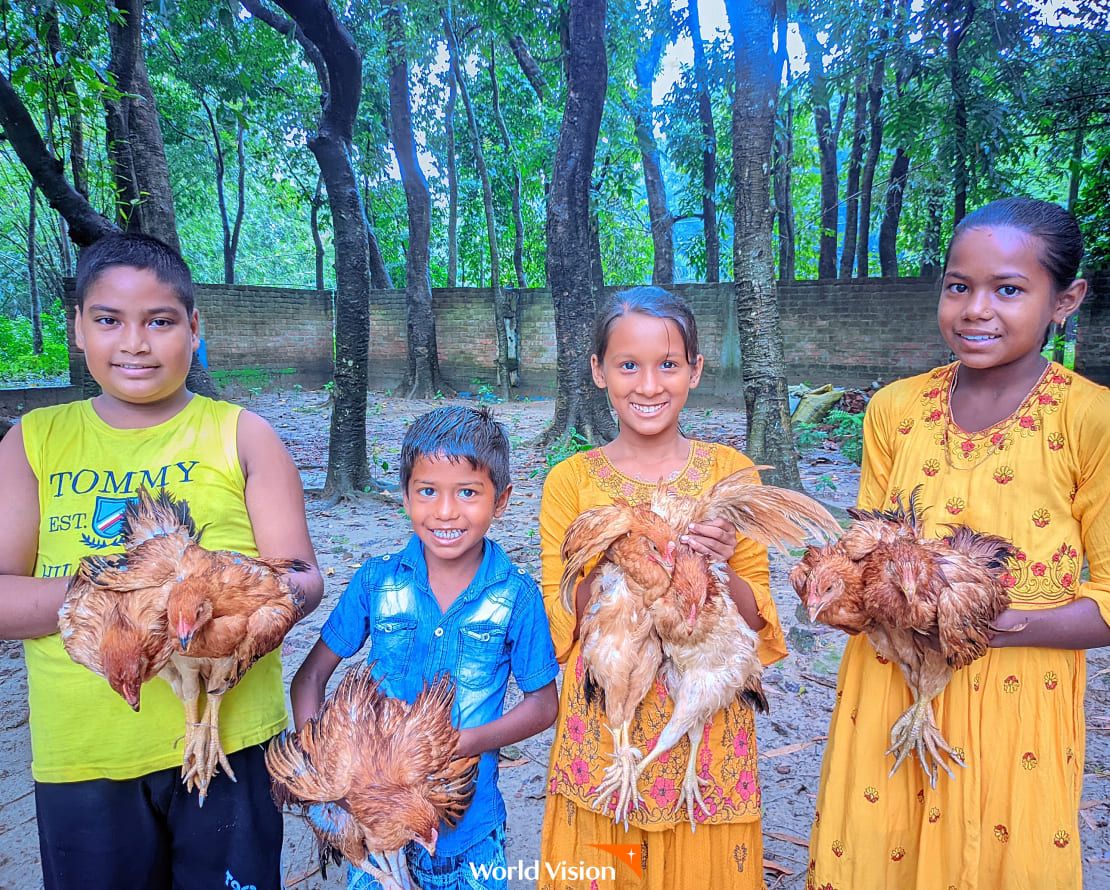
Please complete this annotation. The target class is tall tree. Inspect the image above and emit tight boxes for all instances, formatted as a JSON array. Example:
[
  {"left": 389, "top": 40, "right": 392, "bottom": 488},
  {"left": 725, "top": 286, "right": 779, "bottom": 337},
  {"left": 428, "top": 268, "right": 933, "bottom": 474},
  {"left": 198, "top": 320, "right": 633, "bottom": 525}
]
[
  {"left": 490, "top": 42, "right": 526, "bottom": 290},
  {"left": 626, "top": 4, "right": 674, "bottom": 285},
  {"left": 856, "top": 9, "right": 889, "bottom": 277},
  {"left": 797, "top": 1, "right": 839, "bottom": 279},
  {"left": 105, "top": 0, "right": 180, "bottom": 250},
  {"left": 688, "top": 0, "right": 720, "bottom": 283},
  {"left": 199, "top": 96, "right": 246, "bottom": 284},
  {"left": 387, "top": 2, "right": 447, "bottom": 399},
  {"left": 725, "top": 0, "right": 800, "bottom": 489},
  {"left": 245, "top": 0, "right": 376, "bottom": 499},
  {"left": 945, "top": 0, "right": 976, "bottom": 226},
  {"left": 444, "top": 12, "right": 517, "bottom": 395},
  {"left": 445, "top": 66, "right": 459, "bottom": 287},
  {"left": 543, "top": 0, "right": 614, "bottom": 445},
  {"left": 840, "top": 77, "right": 867, "bottom": 278}
]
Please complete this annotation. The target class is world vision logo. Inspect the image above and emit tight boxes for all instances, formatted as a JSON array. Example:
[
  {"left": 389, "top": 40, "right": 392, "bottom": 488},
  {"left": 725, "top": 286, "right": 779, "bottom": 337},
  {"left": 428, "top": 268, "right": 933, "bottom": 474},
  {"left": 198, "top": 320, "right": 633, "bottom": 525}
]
[{"left": 586, "top": 843, "right": 643, "bottom": 878}]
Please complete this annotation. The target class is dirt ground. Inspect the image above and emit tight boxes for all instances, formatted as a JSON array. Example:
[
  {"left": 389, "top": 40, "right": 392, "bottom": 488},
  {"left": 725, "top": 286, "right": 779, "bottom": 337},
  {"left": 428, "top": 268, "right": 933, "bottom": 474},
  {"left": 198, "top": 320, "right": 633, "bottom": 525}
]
[{"left": 2, "top": 386, "right": 1110, "bottom": 889}]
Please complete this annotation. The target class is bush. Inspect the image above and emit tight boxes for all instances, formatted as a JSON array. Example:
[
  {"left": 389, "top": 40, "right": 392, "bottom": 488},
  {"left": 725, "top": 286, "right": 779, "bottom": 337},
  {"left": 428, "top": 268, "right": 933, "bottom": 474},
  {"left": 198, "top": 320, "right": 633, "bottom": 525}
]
[
  {"left": 794, "top": 407, "right": 864, "bottom": 466},
  {"left": 0, "top": 301, "right": 69, "bottom": 384}
]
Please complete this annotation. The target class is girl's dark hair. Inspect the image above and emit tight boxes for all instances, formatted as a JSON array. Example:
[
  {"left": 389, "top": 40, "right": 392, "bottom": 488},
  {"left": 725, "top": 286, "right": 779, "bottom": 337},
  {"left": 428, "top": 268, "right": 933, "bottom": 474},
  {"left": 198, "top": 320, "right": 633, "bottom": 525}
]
[
  {"left": 592, "top": 286, "right": 699, "bottom": 362},
  {"left": 400, "top": 405, "right": 511, "bottom": 497},
  {"left": 948, "top": 197, "right": 1084, "bottom": 291},
  {"left": 75, "top": 232, "right": 195, "bottom": 312}
]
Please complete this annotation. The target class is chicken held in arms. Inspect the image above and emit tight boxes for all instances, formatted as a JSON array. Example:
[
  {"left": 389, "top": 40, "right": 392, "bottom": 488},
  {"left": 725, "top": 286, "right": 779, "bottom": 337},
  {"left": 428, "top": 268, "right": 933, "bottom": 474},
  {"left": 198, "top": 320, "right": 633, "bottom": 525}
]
[
  {"left": 791, "top": 489, "right": 1015, "bottom": 786},
  {"left": 559, "top": 501, "right": 677, "bottom": 827},
  {"left": 266, "top": 667, "right": 479, "bottom": 890},
  {"left": 60, "top": 487, "right": 309, "bottom": 801}
]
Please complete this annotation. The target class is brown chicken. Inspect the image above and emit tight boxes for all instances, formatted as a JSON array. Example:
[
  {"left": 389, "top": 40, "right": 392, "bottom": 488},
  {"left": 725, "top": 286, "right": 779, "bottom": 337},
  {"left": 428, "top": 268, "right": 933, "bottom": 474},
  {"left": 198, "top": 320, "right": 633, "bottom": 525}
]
[
  {"left": 792, "top": 490, "right": 1015, "bottom": 786},
  {"left": 266, "top": 666, "right": 479, "bottom": 890},
  {"left": 559, "top": 501, "right": 677, "bottom": 826},
  {"left": 634, "top": 544, "right": 768, "bottom": 824},
  {"left": 65, "top": 487, "right": 308, "bottom": 801},
  {"left": 59, "top": 552, "right": 174, "bottom": 711}
]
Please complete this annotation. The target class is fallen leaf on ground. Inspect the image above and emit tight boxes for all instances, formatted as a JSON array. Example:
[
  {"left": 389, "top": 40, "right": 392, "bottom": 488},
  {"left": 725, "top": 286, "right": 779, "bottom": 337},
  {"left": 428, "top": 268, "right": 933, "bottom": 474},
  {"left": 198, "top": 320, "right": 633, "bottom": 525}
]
[
  {"left": 766, "top": 830, "right": 809, "bottom": 847},
  {"left": 762, "top": 736, "right": 828, "bottom": 758},
  {"left": 762, "top": 858, "right": 795, "bottom": 876}
]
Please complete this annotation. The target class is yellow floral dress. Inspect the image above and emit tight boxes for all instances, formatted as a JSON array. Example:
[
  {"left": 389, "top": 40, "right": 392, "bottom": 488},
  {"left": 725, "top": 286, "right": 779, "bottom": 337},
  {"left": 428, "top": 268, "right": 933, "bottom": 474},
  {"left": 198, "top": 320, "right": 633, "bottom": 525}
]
[
  {"left": 537, "top": 442, "right": 787, "bottom": 890},
  {"left": 808, "top": 362, "right": 1110, "bottom": 890}
]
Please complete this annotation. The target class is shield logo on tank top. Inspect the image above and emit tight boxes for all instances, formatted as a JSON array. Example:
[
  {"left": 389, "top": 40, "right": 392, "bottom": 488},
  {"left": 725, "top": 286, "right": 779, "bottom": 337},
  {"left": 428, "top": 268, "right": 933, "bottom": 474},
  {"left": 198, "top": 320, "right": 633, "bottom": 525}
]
[{"left": 91, "top": 496, "right": 136, "bottom": 540}]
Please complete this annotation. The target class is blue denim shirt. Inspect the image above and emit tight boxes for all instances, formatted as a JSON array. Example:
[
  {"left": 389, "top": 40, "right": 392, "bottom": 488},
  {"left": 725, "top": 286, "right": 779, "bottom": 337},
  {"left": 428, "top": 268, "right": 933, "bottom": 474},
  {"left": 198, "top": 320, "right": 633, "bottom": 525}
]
[{"left": 320, "top": 534, "right": 559, "bottom": 857}]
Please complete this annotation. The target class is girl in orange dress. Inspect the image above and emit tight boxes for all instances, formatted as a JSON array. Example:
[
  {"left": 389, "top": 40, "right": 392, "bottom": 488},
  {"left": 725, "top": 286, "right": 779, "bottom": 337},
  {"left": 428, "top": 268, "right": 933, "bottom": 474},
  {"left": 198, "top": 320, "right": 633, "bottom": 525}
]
[
  {"left": 808, "top": 197, "right": 1110, "bottom": 890},
  {"left": 537, "top": 287, "right": 787, "bottom": 890}
]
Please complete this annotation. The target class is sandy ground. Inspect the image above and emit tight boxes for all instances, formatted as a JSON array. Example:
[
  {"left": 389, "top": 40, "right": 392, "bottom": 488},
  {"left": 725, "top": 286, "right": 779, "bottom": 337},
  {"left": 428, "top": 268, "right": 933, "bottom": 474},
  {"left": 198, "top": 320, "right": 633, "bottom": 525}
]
[{"left": 2, "top": 386, "right": 1109, "bottom": 889}]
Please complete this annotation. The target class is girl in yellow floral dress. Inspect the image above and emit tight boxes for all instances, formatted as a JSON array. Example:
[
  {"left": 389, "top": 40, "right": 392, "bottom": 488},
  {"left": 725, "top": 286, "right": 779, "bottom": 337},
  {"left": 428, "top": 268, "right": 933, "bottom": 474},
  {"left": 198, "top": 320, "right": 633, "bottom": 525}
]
[
  {"left": 537, "top": 287, "right": 787, "bottom": 890},
  {"left": 808, "top": 197, "right": 1110, "bottom": 890}
]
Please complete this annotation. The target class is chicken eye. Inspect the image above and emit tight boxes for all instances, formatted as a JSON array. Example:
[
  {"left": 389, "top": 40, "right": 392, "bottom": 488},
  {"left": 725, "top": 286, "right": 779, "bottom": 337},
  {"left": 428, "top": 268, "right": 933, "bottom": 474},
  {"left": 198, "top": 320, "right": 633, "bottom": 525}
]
[{"left": 647, "top": 541, "right": 659, "bottom": 553}]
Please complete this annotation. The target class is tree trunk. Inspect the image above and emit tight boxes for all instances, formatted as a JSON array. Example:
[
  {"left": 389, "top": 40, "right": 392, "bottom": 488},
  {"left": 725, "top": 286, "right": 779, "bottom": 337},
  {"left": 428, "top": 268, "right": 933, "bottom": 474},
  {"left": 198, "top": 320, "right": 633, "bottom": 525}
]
[
  {"left": 29, "top": 184, "right": 43, "bottom": 354},
  {"left": 250, "top": 0, "right": 376, "bottom": 499},
  {"left": 543, "top": 0, "right": 615, "bottom": 446},
  {"left": 798, "top": 5, "right": 838, "bottom": 279},
  {"left": 628, "top": 23, "right": 673, "bottom": 285},
  {"left": 725, "top": 0, "right": 800, "bottom": 490},
  {"left": 446, "top": 65, "right": 459, "bottom": 287},
  {"left": 840, "top": 79, "right": 867, "bottom": 278},
  {"left": 311, "top": 173, "right": 325, "bottom": 290},
  {"left": 947, "top": 0, "right": 975, "bottom": 227},
  {"left": 772, "top": 93, "right": 796, "bottom": 281},
  {"left": 200, "top": 96, "right": 235, "bottom": 283},
  {"left": 856, "top": 52, "right": 886, "bottom": 277},
  {"left": 490, "top": 43, "right": 526, "bottom": 290},
  {"left": 688, "top": 0, "right": 719, "bottom": 282},
  {"left": 508, "top": 34, "right": 548, "bottom": 101},
  {"left": 230, "top": 121, "right": 246, "bottom": 283},
  {"left": 878, "top": 147, "right": 909, "bottom": 276},
  {"left": 387, "top": 2, "right": 447, "bottom": 399},
  {"left": 44, "top": 2, "right": 87, "bottom": 202},
  {"left": 444, "top": 12, "right": 515, "bottom": 396},
  {"left": 106, "top": 0, "right": 180, "bottom": 251},
  {"left": 1067, "top": 127, "right": 1084, "bottom": 210},
  {"left": 921, "top": 186, "right": 944, "bottom": 277}
]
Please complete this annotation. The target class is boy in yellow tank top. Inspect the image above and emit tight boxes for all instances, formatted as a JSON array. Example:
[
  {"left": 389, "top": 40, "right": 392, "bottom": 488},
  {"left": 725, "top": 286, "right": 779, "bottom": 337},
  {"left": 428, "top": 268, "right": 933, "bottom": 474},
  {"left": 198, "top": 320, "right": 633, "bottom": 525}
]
[{"left": 0, "top": 233, "right": 324, "bottom": 890}]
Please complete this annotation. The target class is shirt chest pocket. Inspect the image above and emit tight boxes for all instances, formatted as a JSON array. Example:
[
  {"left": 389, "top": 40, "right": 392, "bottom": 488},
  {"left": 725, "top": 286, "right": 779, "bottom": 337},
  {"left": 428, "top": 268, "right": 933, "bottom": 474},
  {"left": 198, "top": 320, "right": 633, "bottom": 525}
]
[
  {"left": 369, "top": 616, "right": 418, "bottom": 679},
  {"left": 455, "top": 622, "right": 508, "bottom": 691}
]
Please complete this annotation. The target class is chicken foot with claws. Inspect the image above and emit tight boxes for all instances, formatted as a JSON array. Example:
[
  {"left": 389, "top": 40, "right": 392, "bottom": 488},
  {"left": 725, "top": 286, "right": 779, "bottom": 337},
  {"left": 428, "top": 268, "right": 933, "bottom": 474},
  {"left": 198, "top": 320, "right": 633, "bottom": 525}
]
[
  {"left": 886, "top": 697, "right": 965, "bottom": 787},
  {"left": 592, "top": 722, "right": 643, "bottom": 829}
]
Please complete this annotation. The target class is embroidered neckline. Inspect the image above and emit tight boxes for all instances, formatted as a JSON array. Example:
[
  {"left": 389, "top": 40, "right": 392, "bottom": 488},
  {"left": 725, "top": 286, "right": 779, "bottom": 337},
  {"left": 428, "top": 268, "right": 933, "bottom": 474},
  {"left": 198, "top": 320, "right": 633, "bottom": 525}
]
[
  {"left": 583, "top": 440, "right": 715, "bottom": 502},
  {"left": 919, "top": 362, "right": 1070, "bottom": 469}
]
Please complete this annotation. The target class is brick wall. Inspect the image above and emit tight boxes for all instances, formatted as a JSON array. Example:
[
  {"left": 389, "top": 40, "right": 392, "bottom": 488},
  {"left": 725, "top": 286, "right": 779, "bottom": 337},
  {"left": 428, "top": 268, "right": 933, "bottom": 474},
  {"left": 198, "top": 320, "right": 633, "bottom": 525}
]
[
  {"left": 5, "top": 275, "right": 1108, "bottom": 418},
  {"left": 1076, "top": 272, "right": 1110, "bottom": 384}
]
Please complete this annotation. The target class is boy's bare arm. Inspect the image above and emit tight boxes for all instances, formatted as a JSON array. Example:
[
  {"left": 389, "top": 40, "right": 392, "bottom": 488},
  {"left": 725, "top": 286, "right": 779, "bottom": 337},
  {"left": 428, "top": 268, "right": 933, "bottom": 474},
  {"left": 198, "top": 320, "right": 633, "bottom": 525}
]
[
  {"left": 290, "top": 638, "right": 344, "bottom": 730},
  {"left": 0, "top": 425, "right": 68, "bottom": 639},
  {"left": 455, "top": 680, "right": 558, "bottom": 759},
  {"left": 238, "top": 410, "right": 325, "bottom": 614}
]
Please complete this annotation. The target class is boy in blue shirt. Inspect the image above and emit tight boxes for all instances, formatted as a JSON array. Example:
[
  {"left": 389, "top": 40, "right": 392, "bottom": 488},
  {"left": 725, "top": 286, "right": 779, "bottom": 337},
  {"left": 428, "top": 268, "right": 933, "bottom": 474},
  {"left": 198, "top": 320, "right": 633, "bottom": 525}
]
[{"left": 290, "top": 405, "right": 559, "bottom": 890}]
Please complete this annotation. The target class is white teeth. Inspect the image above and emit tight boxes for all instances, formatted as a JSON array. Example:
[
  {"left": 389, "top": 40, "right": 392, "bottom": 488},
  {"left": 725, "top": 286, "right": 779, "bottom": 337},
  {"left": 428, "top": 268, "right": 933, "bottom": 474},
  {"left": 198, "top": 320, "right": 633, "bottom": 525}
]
[
  {"left": 632, "top": 403, "right": 665, "bottom": 415},
  {"left": 960, "top": 334, "right": 999, "bottom": 342},
  {"left": 432, "top": 529, "right": 463, "bottom": 540}
]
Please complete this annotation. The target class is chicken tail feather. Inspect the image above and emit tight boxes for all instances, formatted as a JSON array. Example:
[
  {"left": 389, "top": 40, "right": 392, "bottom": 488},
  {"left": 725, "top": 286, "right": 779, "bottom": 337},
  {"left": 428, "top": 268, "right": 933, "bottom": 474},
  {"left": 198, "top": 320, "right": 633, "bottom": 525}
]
[
  {"left": 741, "top": 680, "right": 769, "bottom": 714},
  {"left": 121, "top": 487, "right": 198, "bottom": 548}
]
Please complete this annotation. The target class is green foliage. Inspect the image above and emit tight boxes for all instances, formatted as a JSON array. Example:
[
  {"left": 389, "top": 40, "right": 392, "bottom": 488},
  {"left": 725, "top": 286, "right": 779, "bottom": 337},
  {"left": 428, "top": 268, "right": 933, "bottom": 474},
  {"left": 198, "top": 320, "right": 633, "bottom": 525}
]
[
  {"left": 209, "top": 367, "right": 296, "bottom": 395},
  {"left": 795, "top": 408, "right": 864, "bottom": 466},
  {"left": 0, "top": 301, "right": 68, "bottom": 384},
  {"left": 530, "top": 427, "right": 593, "bottom": 478}
]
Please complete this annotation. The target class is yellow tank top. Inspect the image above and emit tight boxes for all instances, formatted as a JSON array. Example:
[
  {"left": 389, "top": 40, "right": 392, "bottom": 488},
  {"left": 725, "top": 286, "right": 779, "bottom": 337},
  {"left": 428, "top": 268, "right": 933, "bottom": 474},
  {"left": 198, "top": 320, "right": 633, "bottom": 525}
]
[{"left": 20, "top": 396, "right": 288, "bottom": 782}]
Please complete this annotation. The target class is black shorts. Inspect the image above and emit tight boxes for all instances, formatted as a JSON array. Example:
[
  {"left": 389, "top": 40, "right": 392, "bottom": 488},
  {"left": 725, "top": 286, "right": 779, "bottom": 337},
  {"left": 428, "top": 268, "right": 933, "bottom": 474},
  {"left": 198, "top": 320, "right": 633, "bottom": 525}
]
[{"left": 34, "top": 742, "right": 282, "bottom": 890}]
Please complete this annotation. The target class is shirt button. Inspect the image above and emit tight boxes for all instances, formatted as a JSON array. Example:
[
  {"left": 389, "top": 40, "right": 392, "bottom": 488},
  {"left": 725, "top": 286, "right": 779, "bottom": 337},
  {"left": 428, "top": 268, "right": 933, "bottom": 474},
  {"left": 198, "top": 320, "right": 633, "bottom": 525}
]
[
  {"left": 434, "top": 627, "right": 444, "bottom": 637},
  {"left": 383, "top": 555, "right": 391, "bottom": 561}
]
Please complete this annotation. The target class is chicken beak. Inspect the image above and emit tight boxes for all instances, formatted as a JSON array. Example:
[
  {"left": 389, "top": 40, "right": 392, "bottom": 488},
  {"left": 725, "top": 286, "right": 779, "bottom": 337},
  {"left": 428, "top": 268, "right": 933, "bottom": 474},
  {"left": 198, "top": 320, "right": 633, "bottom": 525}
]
[
  {"left": 123, "top": 685, "right": 141, "bottom": 712},
  {"left": 900, "top": 570, "right": 917, "bottom": 600},
  {"left": 417, "top": 828, "right": 438, "bottom": 856},
  {"left": 663, "top": 541, "right": 676, "bottom": 571},
  {"left": 807, "top": 599, "right": 827, "bottom": 623},
  {"left": 686, "top": 601, "right": 698, "bottom": 629}
]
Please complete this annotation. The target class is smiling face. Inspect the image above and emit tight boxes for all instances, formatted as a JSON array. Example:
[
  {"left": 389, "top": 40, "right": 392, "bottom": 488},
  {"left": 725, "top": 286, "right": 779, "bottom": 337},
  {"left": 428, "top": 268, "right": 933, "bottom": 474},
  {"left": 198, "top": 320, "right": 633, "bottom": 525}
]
[
  {"left": 938, "top": 226, "right": 1085, "bottom": 375},
  {"left": 75, "top": 265, "right": 198, "bottom": 413},
  {"left": 403, "top": 454, "right": 510, "bottom": 573},
  {"left": 590, "top": 312, "right": 703, "bottom": 442}
]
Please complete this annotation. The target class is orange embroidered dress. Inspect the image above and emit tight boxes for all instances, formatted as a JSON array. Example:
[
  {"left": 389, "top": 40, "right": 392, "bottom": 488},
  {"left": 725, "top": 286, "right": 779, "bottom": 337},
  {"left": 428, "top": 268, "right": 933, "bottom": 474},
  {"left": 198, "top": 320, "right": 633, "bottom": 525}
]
[
  {"left": 538, "top": 442, "right": 787, "bottom": 890},
  {"left": 808, "top": 362, "right": 1110, "bottom": 890}
]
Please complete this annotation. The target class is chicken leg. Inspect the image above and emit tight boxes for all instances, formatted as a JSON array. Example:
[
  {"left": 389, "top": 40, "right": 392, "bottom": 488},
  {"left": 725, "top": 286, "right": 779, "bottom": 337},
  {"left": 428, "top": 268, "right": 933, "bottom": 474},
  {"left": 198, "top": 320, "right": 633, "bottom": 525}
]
[
  {"left": 359, "top": 849, "right": 413, "bottom": 890},
  {"left": 195, "top": 691, "right": 237, "bottom": 802},
  {"left": 675, "top": 726, "right": 712, "bottom": 827},
  {"left": 592, "top": 722, "right": 644, "bottom": 829},
  {"left": 886, "top": 696, "right": 965, "bottom": 787}
]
